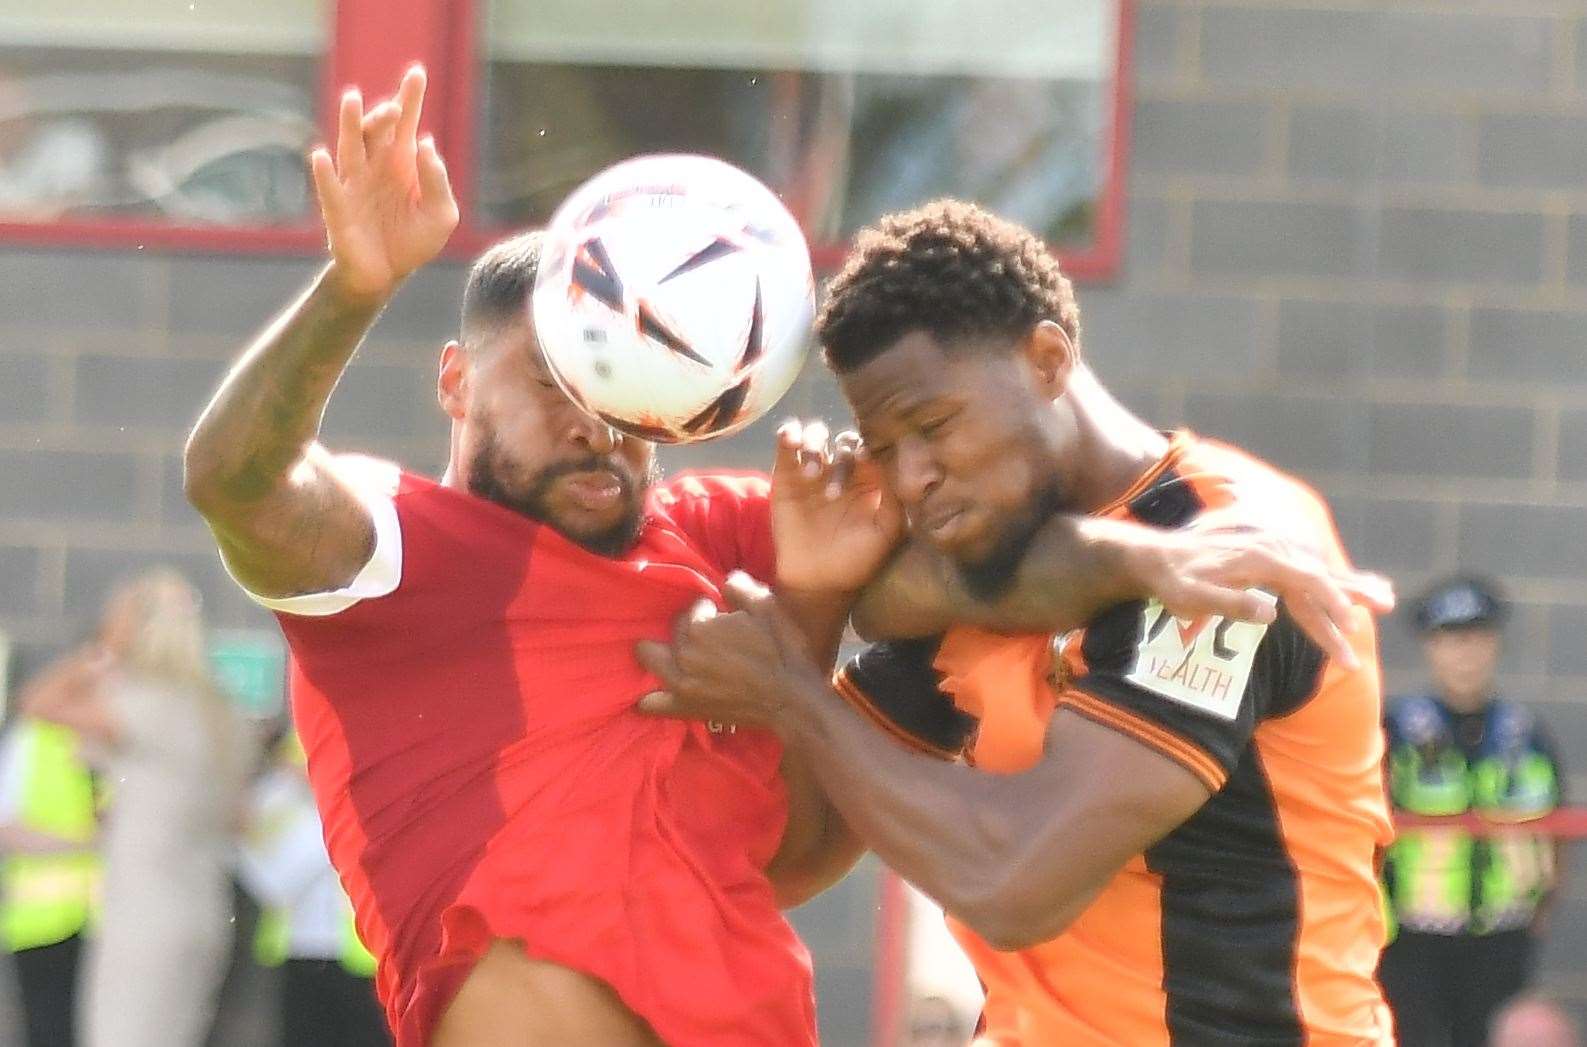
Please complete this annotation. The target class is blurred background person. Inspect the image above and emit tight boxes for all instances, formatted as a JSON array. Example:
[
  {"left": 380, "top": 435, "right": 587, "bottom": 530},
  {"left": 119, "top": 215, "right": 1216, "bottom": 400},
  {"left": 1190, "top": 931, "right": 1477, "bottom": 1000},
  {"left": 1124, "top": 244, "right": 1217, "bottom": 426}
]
[
  {"left": 0, "top": 709, "right": 99, "bottom": 1047},
  {"left": 239, "top": 731, "right": 389, "bottom": 1047},
  {"left": 1379, "top": 576, "right": 1566, "bottom": 1047},
  {"left": 20, "top": 568, "right": 252, "bottom": 1047}
]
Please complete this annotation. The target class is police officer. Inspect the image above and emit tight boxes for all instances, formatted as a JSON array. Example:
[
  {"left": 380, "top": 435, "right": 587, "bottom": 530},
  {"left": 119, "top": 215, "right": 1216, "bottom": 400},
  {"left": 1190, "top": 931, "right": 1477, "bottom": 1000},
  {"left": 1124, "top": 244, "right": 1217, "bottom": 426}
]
[{"left": 1379, "top": 576, "right": 1565, "bottom": 1047}]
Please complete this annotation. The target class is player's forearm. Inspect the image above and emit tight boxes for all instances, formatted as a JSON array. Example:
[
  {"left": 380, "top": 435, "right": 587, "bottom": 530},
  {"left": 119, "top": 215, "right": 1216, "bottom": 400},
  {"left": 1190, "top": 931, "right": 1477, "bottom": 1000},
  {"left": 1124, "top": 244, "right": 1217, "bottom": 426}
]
[
  {"left": 848, "top": 542, "right": 963, "bottom": 640},
  {"left": 774, "top": 674, "right": 1037, "bottom": 932},
  {"left": 184, "top": 262, "right": 386, "bottom": 517},
  {"left": 852, "top": 515, "right": 1149, "bottom": 640},
  {"left": 773, "top": 585, "right": 854, "bottom": 670}
]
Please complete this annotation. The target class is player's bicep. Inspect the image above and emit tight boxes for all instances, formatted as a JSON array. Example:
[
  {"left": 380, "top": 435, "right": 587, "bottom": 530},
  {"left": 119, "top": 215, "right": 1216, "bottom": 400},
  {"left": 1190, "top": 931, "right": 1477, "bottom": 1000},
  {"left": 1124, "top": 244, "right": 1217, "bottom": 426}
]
[
  {"left": 1043, "top": 707, "right": 1215, "bottom": 846},
  {"left": 208, "top": 448, "right": 391, "bottom": 606},
  {"left": 983, "top": 710, "right": 1206, "bottom": 939},
  {"left": 975, "top": 711, "right": 1211, "bottom": 947}
]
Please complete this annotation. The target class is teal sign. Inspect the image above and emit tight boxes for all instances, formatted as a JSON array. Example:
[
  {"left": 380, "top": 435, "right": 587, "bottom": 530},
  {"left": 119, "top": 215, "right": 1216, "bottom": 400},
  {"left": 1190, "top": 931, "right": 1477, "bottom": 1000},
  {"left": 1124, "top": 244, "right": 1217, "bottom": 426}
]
[{"left": 209, "top": 630, "right": 286, "bottom": 720}]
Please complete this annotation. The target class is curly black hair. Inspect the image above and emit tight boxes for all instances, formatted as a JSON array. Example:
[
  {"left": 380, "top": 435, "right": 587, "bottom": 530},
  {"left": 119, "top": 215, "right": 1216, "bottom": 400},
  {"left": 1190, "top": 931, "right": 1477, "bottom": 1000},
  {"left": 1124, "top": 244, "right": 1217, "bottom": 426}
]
[{"left": 817, "top": 199, "right": 1080, "bottom": 373}]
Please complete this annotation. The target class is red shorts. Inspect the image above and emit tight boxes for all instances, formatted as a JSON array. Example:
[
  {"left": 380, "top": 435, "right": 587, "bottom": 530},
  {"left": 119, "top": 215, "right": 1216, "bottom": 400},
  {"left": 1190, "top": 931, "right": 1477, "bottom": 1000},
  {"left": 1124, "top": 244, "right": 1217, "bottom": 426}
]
[{"left": 384, "top": 805, "right": 817, "bottom": 1046}]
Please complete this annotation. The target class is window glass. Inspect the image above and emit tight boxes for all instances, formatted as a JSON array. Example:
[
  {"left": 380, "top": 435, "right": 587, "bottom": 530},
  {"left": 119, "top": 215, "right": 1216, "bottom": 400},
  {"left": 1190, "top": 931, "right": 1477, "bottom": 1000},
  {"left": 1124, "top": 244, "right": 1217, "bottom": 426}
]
[
  {"left": 480, "top": 0, "right": 1115, "bottom": 251},
  {"left": 0, "top": 1, "right": 325, "bottom": 226}
]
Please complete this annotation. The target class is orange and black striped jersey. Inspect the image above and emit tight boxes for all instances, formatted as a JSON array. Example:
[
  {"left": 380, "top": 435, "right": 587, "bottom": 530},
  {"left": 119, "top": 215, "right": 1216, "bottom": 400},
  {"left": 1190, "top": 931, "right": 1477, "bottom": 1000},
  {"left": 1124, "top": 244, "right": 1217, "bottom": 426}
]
[{"left": 838, "top": 432, "right": 1396, "bottom": 1046}]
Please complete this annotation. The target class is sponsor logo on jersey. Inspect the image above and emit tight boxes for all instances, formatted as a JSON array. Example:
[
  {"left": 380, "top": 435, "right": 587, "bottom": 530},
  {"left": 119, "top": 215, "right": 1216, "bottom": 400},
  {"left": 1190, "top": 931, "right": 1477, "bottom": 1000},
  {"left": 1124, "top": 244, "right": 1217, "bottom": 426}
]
[{"left": 1126, "top": 600, "right": 1266, "bottom": 720}]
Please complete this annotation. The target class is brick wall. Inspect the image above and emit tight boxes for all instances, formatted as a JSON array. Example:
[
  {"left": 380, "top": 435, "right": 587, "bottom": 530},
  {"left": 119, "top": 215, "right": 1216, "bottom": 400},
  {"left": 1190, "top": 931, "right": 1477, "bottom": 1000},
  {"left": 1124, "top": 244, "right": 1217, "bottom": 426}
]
[
  {"left": 1112, "top": 0, "right": 1587, "bottom": 1017},
  {"left": 3, "top": 0, "right": 1587, "bottom": 1038}
]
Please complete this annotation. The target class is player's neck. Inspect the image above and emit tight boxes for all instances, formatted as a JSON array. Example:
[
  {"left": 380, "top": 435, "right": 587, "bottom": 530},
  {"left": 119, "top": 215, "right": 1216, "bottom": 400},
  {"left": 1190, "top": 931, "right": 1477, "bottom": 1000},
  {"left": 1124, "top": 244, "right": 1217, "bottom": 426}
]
[{"left": 1060, "top": 367, "right": 1171, "bottom": 516}]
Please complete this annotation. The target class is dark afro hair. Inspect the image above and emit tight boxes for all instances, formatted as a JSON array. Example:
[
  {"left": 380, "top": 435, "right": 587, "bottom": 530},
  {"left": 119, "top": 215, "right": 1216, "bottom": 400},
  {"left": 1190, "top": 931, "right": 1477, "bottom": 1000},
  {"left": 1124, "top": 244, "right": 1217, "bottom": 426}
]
[
  {"left": 817, "top": 199, "right": 1081, "bottom": 374},
  {"left": 459, "top": 230, "right": 544, "bottom": 346}
]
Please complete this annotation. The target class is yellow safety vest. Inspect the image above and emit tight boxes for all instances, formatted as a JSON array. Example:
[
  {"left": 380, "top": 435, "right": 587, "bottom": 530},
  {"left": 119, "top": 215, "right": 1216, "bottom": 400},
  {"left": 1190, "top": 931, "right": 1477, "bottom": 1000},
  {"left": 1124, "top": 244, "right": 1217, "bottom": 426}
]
[
  {"left": 253, "top": 904, "right": 377, "bottom": 977},
  {"left": 1, "top": 720, "right": 99, "bottom": 952}
]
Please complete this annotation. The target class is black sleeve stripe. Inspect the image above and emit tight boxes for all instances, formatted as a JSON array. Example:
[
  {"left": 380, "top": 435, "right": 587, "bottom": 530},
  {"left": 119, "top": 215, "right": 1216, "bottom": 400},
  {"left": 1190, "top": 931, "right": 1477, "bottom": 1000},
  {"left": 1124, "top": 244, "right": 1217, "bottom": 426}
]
[{"left": 837, "top": 639, "right": 977, "bottom": 758}]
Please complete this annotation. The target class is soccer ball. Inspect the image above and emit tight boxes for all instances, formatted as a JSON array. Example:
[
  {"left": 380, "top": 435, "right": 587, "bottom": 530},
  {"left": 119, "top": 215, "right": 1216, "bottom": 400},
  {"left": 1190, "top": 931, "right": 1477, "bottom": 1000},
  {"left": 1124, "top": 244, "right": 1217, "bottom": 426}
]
[{"left": 531, "top": 154, "right": 815, "bottom": 444}]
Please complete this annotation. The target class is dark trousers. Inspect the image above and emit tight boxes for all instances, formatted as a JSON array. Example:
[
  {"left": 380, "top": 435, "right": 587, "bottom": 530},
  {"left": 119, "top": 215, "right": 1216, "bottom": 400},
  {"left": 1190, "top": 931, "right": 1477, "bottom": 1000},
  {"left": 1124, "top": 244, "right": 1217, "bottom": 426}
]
[
  {"left": 1378, "top": 928, "right": 1536, "bottom": 1047},
  {"left": 281, "top": 958, "right": 391, "bottom": 1047},
  {"left": 11, "top": 934, "right": 80, "bottom": 1047}
]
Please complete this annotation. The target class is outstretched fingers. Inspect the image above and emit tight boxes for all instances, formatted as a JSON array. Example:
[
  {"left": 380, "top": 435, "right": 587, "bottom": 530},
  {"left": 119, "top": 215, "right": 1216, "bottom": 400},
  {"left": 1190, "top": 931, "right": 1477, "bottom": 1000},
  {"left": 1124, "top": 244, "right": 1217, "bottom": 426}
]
[
  {"left": 361, "top": 101, "right": 402, "bottom": 160},
  {"left": 775, "top": 418, "right": 831, "bottom": 497},
  {"left": 309, "top": 147, "right": 347, "bottom": 228},
  {"left": 394, "top": 65, "right": 427, "bottom": 147},
  {"left": 416, "top": 135, "right": 456, "bottom": 213},
  {"left": 1287, "top": 594, "right": 1360, "bottom": 671},
  {"left": 336, "top": 89, "right": 366, "bottom": 179}
]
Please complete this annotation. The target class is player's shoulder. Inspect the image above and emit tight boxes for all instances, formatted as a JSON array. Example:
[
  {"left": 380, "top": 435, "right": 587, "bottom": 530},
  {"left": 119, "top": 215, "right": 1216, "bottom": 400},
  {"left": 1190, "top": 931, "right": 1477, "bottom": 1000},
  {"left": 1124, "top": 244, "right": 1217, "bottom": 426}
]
[
  {"left": 650, "top": 469, "right": 771, "bottom": 508},
  {"left": 324, "top": 452, "right": 412, "bottom": 498},
  {"left": 1179, "top": 435, "right": 1341, "bottom": 551}
]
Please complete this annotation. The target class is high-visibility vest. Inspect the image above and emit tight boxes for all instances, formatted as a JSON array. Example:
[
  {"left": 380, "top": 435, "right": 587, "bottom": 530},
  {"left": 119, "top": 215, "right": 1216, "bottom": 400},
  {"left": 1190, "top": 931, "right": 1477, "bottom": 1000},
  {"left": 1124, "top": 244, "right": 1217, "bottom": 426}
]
[
  {"left": 253, "top": 900, "right": 377, "bottom": 977},
  {"left": 1384, "top": 695, "right": 1561, "bottom": 935},
  {"left": 1, "top": 720, "right": 99, "bottom": 952}
]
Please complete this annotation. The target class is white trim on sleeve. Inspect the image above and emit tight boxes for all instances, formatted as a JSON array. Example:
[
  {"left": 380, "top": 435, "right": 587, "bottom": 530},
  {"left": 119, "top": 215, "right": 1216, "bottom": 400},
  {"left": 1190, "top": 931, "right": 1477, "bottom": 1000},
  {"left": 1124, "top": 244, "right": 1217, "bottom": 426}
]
[{"left": 227, "top": 455, "right": 404, "bottom": 618}]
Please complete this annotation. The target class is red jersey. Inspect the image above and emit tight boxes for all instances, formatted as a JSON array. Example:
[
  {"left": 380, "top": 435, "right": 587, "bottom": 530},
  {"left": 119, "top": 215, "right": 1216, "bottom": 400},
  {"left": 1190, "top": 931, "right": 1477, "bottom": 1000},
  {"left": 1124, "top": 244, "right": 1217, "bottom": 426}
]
[{"left": 257, "top": 463, "right": 814, "bottom": 1047}]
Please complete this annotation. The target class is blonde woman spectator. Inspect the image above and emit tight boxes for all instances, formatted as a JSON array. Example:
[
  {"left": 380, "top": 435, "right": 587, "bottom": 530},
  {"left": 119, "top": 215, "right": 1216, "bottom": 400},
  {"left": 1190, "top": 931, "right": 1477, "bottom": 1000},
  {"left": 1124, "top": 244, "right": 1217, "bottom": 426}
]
[{"left": 20, "top": 569, "right": 250, "bottom": 1047}]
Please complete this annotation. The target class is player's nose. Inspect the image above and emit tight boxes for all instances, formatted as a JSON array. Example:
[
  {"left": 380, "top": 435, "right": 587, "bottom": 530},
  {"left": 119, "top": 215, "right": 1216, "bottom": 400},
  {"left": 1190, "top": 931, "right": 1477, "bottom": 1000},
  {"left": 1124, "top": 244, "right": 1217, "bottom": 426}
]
[
  {"left": 892, "top": 435, "right": 942, "bottom": 509},
  {"left": 565, "top": 408, "right": 619, "bottom": 454}
]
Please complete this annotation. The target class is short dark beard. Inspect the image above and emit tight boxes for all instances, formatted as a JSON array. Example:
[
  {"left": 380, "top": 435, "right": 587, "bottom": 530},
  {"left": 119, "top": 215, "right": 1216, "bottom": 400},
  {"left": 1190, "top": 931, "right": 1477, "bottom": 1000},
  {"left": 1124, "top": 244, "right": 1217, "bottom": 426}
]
[
  {"left": 955, "top": 481, "right": 1066, "bottom": 601},
  {"left": 467, "top": 434, "right": 654, "bottom": 557}
]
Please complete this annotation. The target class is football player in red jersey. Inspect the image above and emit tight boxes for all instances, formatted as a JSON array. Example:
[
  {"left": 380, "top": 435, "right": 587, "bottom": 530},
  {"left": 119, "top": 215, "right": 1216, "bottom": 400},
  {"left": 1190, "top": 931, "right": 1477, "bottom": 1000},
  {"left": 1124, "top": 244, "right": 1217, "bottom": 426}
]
[{"left": 184, "top": 68, "right": 1389, "bottom": 1046}]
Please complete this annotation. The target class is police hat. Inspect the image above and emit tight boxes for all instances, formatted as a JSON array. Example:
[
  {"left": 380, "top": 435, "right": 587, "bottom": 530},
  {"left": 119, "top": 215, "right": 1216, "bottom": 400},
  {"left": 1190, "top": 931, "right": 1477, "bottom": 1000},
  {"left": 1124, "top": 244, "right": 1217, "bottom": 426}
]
[{"left": 1414, "top": 576, "right": 1507, "bottom": 633}]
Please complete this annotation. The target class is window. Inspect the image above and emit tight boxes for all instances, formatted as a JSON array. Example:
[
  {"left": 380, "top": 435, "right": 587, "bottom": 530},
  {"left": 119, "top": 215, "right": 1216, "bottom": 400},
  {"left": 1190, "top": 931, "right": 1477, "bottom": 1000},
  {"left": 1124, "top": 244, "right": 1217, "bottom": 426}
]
[
  {"left": 0, "top": 0, "right": 326, "bottom": 246},
  {"left": 478, "top": 0, "right": 1127, "bottom": 275},
  {"left": 0, "top": 0, "right": 1131, "bottom": 278}
]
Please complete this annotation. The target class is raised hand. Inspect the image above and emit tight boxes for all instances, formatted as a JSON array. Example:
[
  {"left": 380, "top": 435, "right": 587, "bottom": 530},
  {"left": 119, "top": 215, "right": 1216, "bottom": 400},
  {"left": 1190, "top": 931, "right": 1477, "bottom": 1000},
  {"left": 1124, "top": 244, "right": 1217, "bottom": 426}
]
[
  {"left": 772, "top": 419, "right": 905, "bottom": 594},
  {"left": 1135, "top": 516, "right": 1396, "bottom": 670},
  {"left": 310, "top": 65, "right": 459, "bottom": 300}
]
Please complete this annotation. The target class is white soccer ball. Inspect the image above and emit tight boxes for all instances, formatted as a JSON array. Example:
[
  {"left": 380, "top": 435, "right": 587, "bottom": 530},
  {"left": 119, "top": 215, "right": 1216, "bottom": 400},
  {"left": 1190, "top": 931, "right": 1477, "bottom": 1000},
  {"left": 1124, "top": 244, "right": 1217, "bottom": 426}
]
[{"left": 530, "top": 154, "right": 815, "bottom": 444}]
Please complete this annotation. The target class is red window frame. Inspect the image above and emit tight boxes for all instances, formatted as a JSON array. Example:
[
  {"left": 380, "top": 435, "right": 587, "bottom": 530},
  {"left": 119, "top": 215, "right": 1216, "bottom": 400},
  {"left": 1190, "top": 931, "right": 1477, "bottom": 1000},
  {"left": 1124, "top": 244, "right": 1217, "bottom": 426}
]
[{"left": 0, "top": 0, "right": 1134, "bottom": 282}]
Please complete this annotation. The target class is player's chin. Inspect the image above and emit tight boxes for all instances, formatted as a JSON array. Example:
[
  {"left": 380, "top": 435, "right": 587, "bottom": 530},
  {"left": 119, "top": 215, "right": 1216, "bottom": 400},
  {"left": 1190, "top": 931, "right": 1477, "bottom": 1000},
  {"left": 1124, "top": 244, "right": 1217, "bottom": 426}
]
[
  {"left": 920, "top": 507, "right": 992, "bottom": 562},
  {"left": 548, "top": 500, "right": 644, "bottom": 557}
]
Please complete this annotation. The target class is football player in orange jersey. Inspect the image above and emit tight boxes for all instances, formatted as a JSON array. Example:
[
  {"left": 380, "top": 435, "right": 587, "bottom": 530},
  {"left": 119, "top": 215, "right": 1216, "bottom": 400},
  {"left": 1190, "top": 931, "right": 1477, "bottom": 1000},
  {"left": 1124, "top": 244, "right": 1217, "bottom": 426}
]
[{"left": 640, "top": 201, "right": 1399, "bottom": 1046}]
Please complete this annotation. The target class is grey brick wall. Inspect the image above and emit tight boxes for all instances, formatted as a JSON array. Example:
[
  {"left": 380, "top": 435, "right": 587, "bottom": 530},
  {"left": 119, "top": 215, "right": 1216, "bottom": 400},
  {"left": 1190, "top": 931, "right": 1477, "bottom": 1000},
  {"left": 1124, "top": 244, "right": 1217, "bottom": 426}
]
[
  {"left": 4, "top": 0, "right": 1587, "bottom": 1038},
  {"left": 1117, "top": 0, "right": 1587, "bottom": 1021}
]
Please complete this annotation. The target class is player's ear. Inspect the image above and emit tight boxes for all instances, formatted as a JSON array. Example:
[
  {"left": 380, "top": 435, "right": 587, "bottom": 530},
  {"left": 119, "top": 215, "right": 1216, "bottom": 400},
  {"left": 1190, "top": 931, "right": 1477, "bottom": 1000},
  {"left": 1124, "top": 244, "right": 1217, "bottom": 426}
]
[
  {"left": 438, "top": 340, "right": 469, "bottom": 420},
  {"left": 1022, "top": 321, "right": 1077, "bottom": 399}
]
